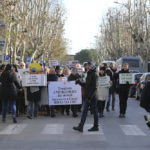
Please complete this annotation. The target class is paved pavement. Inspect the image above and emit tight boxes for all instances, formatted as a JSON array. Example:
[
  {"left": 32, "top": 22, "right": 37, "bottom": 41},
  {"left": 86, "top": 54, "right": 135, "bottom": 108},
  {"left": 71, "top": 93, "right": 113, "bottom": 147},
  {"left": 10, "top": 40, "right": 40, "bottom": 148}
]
[{"left": 0, "top": 97, "right": 150, "bottom": 150}]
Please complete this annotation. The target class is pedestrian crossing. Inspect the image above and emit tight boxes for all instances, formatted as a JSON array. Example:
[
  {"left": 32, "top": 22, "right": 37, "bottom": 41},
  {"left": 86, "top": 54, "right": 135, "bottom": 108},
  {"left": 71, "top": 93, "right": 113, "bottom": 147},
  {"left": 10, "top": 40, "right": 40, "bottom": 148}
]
[{"left": 0, "top": 123, "right": 147, "bottom": 137}]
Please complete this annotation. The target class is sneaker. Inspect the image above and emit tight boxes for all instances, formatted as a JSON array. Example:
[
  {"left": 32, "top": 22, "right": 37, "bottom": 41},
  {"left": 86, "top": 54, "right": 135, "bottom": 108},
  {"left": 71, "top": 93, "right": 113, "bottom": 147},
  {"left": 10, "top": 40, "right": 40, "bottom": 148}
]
[
  {"left": 73, "top": 125, "right": 83, "bottom": 132},
  {"left": 88, "top": 126, "right": 99, "bottom": 132},
  {"left": 13, "top": 117, "right": 17, "bottom": 123},
  {"left": 27, "top": 115, "right": 32, "bottom": 119},
  {"left": 144, "top": 116, "right": 150, "bottom": 129}
]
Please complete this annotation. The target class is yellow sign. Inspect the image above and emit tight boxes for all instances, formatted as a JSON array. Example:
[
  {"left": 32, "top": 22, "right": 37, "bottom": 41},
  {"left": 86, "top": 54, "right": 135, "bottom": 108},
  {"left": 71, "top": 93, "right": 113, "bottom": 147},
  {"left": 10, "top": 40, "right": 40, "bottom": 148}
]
[{"left": 30, "top": 63, "right": 41, "bottom": 72}]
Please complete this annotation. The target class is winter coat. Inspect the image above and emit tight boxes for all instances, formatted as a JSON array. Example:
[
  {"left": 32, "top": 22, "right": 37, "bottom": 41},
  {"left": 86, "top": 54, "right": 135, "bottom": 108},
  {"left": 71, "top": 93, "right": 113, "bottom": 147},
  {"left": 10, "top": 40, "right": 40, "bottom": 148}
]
[
  {"left": 140, "top": 82, "right": 150, "bottom": 112},
  {"left": 78, "top": 66, "right": 98, "bottom": 101},
  {"left": 116, "top": 69, "right": 130, "bottom": 94},
  {"left": 0, "top": 71, "right": 21, "bottom": 101},
  {"left": 97, "top": 74, "right": 110, "bottom": 101},
  {"left": 68, "top": 73, "right": 80, "bottom": 81},
  {"left": 47, "top": 74, "right": 58, "bottom": 82}
]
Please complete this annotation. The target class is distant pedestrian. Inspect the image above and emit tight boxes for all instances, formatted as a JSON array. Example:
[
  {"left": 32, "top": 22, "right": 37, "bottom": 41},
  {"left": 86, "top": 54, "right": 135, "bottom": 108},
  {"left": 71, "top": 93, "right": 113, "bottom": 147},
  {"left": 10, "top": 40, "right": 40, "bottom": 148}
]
[{"left": 73, "top": 61, "right": 99, "bottom": 132}]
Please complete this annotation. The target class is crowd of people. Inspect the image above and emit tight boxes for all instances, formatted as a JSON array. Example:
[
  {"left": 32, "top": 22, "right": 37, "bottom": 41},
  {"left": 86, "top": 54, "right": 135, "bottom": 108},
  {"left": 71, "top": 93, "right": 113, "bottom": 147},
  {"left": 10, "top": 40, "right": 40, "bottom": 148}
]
[{"left": 0, "top": 61, "right": 149, "bottom": 132}]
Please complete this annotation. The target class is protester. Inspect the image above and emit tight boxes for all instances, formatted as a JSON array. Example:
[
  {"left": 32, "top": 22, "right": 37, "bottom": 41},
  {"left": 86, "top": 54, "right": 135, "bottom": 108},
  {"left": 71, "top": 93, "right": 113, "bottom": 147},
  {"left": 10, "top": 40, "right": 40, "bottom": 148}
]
[
  {"left": 60, "top": 67, "right": 70, "bottom": 115},
  {"left": 106, "top": 63, "right": 117, "bottom": 111},
  {"left": 27, "top": 68, "right": 41, "bottom": 119},
  {"left": 140, "top": 75, "right": 150, "bottom": 129},
  {"left": 19, "top": 62, "right": 26, "bottom": 69},
  {"left": 73, "top": 61, "right": 99, "bottom": 132},
  {"left": 55, "top": 66, "right": 62, "bottom": 77},
  {"left": 117, "top": 63, "right": 130, "bottom": 118},
  {"left": 0, "top": 64, "right": 21, "bottom": 123},
  {"left": 47, "top": 67, "right": 58, "bottom": 117},
  {"left": 97, "top": 67, "right": 110, "bottom": 118},
  {"left": 68, "top": 68, "right": 81, "bottom": 117}
]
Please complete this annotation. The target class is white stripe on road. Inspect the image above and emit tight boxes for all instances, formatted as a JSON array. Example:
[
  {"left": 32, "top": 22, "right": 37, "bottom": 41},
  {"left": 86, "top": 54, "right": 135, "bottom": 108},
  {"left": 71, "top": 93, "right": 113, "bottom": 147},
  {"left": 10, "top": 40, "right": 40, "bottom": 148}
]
[
  {"left": 83, "top": 124, "right": 104, "bottom": 135},
  {"left": 42, "top": 124, "right": 64, "bottom": 134},
  {"left": 0, "top": 124, "right": 27, "bottom": 135},
  {"left": 120, "top": 125, "right": 147, "bottom": 136}
]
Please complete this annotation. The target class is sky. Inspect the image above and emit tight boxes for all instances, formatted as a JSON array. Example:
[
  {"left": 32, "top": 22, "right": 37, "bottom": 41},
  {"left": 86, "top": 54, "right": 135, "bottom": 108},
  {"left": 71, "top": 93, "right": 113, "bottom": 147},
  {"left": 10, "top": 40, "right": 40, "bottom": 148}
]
[{"left": 63, "top": 0, "right": 117, "bottom": 55}]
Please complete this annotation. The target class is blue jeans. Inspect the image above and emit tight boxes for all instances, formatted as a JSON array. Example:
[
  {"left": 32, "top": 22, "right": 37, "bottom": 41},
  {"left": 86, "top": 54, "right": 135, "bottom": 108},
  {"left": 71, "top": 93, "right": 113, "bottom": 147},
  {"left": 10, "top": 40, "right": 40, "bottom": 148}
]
[
  {"left": 28, "top": 101, "right": 38, "bottom": 116},
  {"left": 106, "top": 88, "right": 116, "bottom": 109},
  {"left": 80, "top": 99, "right": 98, "bottom": 127},
  {"left": 2, "top": 100, "right": 16, "bottom": 119}
]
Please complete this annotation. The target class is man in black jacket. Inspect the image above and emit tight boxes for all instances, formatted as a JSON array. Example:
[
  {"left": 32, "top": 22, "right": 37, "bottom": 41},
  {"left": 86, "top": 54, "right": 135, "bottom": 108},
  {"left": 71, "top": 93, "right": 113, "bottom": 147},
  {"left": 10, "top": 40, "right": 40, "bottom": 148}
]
[{"left": 73, "top": 61, "right": 99, "bottom": 132}]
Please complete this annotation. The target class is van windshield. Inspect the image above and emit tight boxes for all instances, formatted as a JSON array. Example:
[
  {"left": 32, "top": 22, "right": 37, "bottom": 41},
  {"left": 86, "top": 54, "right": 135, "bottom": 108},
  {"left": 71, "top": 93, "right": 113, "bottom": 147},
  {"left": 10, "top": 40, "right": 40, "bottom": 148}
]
[{"left": 123, "top": 59, "right": 140, "bottom": 68}]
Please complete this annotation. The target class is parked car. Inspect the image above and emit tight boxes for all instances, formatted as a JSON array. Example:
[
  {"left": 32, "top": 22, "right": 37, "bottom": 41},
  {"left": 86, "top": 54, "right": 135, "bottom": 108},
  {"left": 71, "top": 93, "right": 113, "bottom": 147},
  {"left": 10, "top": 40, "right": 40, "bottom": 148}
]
[
  {"left": 129, "top": 73, "right": 143, "bottom": 97},
  {"left": 135, "top": 73, "right": 150, "bottom": 100}
]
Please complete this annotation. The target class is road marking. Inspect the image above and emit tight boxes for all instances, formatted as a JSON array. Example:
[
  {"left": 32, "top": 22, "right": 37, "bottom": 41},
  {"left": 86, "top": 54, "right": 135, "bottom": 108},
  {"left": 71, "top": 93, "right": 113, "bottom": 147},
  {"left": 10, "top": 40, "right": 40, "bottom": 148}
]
[
  {"left": 120, "top": 125, "right": 147, "bottom": 136},
  {"left": 83, "top": 124, "right": 104, "bottom": 135},
  {"left": 0, "top": 124, "right": 27, "bottom": 135},
  {"left": 42, "top": 124, "right": 64, "bottom": 134}
]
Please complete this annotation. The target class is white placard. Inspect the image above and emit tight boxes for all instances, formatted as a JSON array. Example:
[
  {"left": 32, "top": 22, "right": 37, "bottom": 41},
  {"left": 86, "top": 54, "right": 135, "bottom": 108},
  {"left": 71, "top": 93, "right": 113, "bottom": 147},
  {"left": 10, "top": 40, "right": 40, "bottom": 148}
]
[
  {"left": 119, "top": 73, "right": 134, "bottom": 84},
  {"left": 49, "top": 60, "right": 59, "bottom": 67},
  {"left": 22, "top": 74, "right": 47, "bottom": 87},
  {"left": 48, "top": 81, "right": 82, "bottom": 106},
  {"left": 98, "top": 76, "right": 110, "bottom": 87},
  {"left": 69, "top": 60, "right": 79, "bottom": 67}
]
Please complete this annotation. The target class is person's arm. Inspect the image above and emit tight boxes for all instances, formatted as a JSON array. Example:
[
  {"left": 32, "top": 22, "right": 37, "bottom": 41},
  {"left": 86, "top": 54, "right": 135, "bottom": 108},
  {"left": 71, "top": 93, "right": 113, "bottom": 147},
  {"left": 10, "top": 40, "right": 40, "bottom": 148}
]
[{"left": 12, "top": 73, "right": 21, "bottom": 89}]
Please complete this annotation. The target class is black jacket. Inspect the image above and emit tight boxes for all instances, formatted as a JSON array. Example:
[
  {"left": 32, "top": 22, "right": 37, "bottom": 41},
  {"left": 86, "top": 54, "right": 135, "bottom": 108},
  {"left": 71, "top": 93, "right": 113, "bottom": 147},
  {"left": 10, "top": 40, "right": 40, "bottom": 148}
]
[
  {"left": 68, "top": 73, "right": 80, "bottom": 81},
  {"left": 0, "top": 71, "right": 21, "bottom": 101},
  {"left": 78, "top": 67, "right": 98, "bottom": 100},
  {"left": 140, "top": 82, "right": 150, "bottom": 112},
  {"left": 47, "top": 74, "right": 58, "bottom": 82}
]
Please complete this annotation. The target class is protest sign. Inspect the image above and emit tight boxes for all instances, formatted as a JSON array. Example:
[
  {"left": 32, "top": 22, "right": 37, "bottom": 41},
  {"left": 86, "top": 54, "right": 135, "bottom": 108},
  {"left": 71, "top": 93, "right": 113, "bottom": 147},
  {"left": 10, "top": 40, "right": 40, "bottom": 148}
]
[
  {"left": 98, "top": 76, "right": 110, "bottom": 87},
  {"left": 49, "top": 60, "right": 59, "bottom": 67},
  {"left": 22, "top": 74, "right": 47, "bottom": 87},
  {"left": 69, "top": 60, "right": 79, "bottom": 67},
  {"left": 48, "top": 81, "right": 82, "bottom": 106},
  {"left": 119, "top": 73, "right": 134, "bottom": 84}
]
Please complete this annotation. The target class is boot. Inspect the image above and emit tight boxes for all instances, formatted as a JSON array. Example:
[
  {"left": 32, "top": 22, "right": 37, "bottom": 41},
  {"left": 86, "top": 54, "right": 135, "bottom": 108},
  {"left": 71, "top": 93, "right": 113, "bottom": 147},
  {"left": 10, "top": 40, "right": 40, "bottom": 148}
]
[
  {"left": 13, "top": 117, "right": 17, "bottom": 123},
  {"left": 88, "top": 126, "right": 99, "bottom": 132},
  {"left": 73, "top": 124, "right": 83, "bottom": 132}
]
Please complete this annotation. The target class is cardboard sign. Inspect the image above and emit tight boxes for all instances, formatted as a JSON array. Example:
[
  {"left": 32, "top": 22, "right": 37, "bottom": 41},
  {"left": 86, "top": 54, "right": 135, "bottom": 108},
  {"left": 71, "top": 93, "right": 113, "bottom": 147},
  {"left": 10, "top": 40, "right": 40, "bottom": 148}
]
[
  {"left": 119, "top": 73, "right": 134, "bottom": 84},
  {"left": 49, "top": 60, "right": 59, "bottom": 67},
  {"left": 48, "top": 81, "right": 82, "bottom": 106},
  {"left": 98, "top": 76, "right": 110, "bottom": 87},
  {"left": 22, "top": 74, "right": 47, "bottom": 86}
]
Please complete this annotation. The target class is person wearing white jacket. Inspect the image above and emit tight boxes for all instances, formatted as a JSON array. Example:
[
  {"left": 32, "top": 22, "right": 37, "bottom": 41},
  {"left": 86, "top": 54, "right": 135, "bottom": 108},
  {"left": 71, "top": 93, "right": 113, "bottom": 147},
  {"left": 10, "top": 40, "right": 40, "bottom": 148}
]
[{"left": 97, "top": 67, "right": 111, "bottom": 118}]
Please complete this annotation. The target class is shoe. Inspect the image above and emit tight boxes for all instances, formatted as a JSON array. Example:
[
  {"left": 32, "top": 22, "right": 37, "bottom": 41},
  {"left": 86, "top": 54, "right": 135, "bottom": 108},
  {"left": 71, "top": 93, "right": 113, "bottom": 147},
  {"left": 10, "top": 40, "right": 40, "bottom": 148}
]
[
  {"left": 88, "top": 126, "right": 99, "bottom": 132},
  {"left": 99, "top": 113, "right": 104, "bottom": 118},
  {"left": 72, "top": 114, "right": 78, "bottom": 118},
  {"left": 13, "top": 117, "right": 17, "bottom": 123},
  {"left": 27, "top": 115, "right": 32, "bottom": 119},
  {"left": 122, "top": 114, "right": 126, "bottom": 118},
  {"left": 112, "top": 107, "right": 115, "bottom": 111},
  {"left": 2, "top": 118, "right": 5, "bottom": 123},
  {"left": 144, "top": 116, "right": 150, "bottom": 129},
  {"left": 119, "top": 114, "right": 123, "bottom": 118},
  {"left": 106, "top": 108, "right": 110, "bottom": 112},
  {"left": 73, "top": 125, "right": 83, "bottom": 132},
  {"left": 66, "top": 112, "right": 70, "bottom": 116}
]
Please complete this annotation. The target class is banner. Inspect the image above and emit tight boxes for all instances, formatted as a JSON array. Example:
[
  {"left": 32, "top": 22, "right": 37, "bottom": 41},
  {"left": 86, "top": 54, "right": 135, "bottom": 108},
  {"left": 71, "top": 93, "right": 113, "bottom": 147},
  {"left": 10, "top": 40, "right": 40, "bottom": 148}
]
[
  {"left": 48, "top": 81, "right": 82, "bottom": 106},
  {"left": 69, "top": 60, "right": 79, "bottom": 67},
  {"left": 119, "top": 73, "right": 134, "bottom": 84},
  {"left": 22, "top": 74, "right": 47, "bottom": 87},
  {"left": 98, "top": 76, "right": 110, "bottom": 87}
]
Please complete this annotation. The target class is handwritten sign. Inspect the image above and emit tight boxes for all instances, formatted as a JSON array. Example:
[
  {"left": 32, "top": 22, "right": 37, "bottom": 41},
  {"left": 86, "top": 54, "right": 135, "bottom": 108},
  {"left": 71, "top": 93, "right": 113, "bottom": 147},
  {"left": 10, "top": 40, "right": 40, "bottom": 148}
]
[
  {"left": 98, "top": 76, "right": 110, "bottom": 87},
  {"left": 119, "top": 73, "right": 134, "bottom": 84},
  {"left": 48, "top": 81, "right": 82, "bottom": 105}
]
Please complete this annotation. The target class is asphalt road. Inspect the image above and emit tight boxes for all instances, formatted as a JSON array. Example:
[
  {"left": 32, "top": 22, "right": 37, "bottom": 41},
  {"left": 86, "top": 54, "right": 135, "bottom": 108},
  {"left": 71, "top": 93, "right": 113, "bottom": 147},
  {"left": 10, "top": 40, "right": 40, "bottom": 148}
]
[{"left": 0, "top": 96, "right": 150, "bottom": 150}]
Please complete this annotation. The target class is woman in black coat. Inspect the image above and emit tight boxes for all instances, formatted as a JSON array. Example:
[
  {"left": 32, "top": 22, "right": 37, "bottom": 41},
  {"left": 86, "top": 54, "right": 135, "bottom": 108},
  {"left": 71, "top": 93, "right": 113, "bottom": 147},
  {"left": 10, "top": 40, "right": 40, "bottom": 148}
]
[
  {"left": 0, "top": 64, "right": 21, "bottom": 123},
  {"left": 117, "top": 63, "right": 130, "bottom": 118}
]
